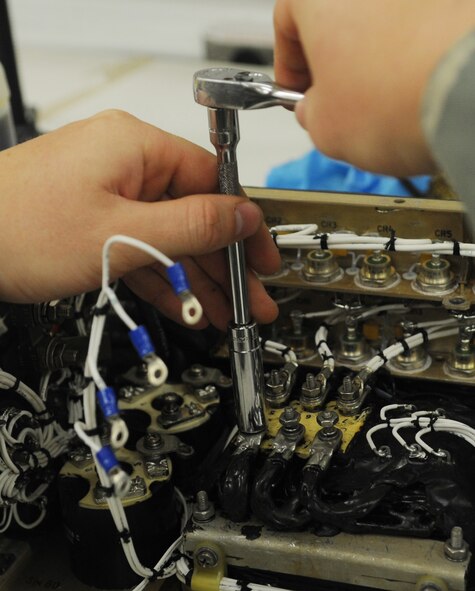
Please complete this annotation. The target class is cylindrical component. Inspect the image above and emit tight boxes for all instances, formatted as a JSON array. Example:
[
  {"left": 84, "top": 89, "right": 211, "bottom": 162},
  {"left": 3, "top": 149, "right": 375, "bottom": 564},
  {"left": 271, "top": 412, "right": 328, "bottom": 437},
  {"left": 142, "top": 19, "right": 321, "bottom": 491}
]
[
  {"left": 445, "top": 334, "right": 475, "bottom": 377},
  {"left": 58, "top": 454, "right": 180, "bottom": 589},
  {"left": 208, "top": 107, "right": 249, "bottom": 325},
  {"left": 336, "top": 323, "right": 371, "bottom": 365},
  {"left": 229, "top": 323, "right": 266, "bottom": 433},
  {"left": 0, "top": 63, "right": 16, "bottom": 149},
  {"left": 414, "top": 255, "right": 456, "bottom": 295},
  {"left": 357, "top": 251, "right": 398, "bottom": 288},
  {"left": 303, "top": 250, "right": 343, "bottom": 283}
]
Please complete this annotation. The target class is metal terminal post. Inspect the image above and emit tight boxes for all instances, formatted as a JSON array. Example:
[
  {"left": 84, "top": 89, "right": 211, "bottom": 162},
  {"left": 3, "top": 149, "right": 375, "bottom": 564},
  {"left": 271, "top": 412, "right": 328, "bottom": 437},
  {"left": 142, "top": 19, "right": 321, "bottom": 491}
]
[
  {"left": 193, "top": 490, "right": 216, "bottom": 523},
  {"left": 194, "top": 68, "right": 303, "bottom": 434},
  {"left": 444, "top": 526, "right": 469, "bottom": 562}
]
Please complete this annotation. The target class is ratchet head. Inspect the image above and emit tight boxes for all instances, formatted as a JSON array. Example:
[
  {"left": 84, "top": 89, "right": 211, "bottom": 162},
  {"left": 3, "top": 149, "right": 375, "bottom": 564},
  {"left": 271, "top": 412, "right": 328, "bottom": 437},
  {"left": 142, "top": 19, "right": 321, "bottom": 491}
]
[{"left": 193, "top": 67, "right": 304, "bottom": 110}]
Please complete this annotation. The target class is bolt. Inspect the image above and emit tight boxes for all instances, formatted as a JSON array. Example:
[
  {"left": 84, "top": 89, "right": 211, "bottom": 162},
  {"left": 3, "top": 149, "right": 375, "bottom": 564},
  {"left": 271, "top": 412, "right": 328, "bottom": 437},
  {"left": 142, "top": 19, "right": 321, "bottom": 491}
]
[
  {"left": 338, "top": 376, "right": 358, "bottom": 402},
  {"left": 279, "top": 407, "right": 302, "bottom": 436},
  {"left": 270, "top": 369, "right": 282, "bottom": 387},
  {"left": 161, "top": 392, "right": 182, "bottom": 420},
  {"left": 144, "top": 432, "right": 163, "bottom": 450},
  {"left": 317, "top": 410, "right": 339, "bottom": 428},
  {"left": 305, "top": 373, "right": 316, "bottom": 389},
  {"left": 193, "top": 490, "right": 216, "bottom": 522},
  {"left": 290, "top": 309, "right": 304, "bottom": 335},
  {"left": 196, "top": 491, "right": 208, "bottom": 511},
  {"left": 190, "top": 364, "right": 205, "bottom": 378},
  {"left": 444, "top": 526, "right": 469, "bottom": 562},
  {"left": 195, "top": 547, "right": 219, "bottom": 569},
  {"left": 317, "top": 410, "right": 339, "bottom": 440},
  {"left": 342, "top": 376, "right": 352, "bottom": 393}
]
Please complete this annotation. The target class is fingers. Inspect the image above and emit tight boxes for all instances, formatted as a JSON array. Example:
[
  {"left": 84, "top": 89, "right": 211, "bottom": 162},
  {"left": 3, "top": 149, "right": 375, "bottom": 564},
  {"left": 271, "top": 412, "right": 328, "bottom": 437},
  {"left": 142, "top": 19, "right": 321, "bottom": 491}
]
[
  {"left": 103, "top": 194, "right": 266, "bottom": 276},
  {"left": 140, "top": 127, "right": 218, "bottom": 200},
  {"left": 124, "top": 255, "right": 278, "bottom": 331},
  {"left": 274, "top": 0, "right": 312, "bottom": 91}
]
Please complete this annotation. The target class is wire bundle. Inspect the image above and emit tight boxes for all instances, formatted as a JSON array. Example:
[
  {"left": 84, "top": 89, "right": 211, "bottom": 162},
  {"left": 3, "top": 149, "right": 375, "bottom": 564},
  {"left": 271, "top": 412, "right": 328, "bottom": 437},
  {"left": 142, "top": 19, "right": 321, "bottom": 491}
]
[
  {"left": 74, "top": 235, "right": 202, "bottom": 588},
  {"left": 272, "top": 224, "right": 475, "bottom": 256},
  {"left": 366, "top": 403, "right": 475, "bottom": 458},
  {"left": 0, "top": 369, "right": 74, "bottom": 531}
]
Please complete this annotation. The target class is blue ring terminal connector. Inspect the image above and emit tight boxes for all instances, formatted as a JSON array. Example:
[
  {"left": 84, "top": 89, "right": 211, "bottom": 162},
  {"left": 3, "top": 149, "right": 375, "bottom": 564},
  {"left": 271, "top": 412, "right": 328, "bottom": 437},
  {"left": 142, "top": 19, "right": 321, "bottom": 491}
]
[
  {"left": 167, "top": 262, "right": 190, "bottom": 295},
  {"left": 129, "top": 325, "right": 155, "bottom": 359},
  {"left": 98, "top": 386, "right": 120, "bottom": 419},
  {"left": 96, "top": 445, "right": 119, "bottom": 474}
]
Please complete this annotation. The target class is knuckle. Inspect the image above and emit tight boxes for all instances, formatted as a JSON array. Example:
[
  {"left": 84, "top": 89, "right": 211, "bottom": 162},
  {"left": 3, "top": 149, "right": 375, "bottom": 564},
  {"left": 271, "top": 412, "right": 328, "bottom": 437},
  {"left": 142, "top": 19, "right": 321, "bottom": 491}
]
[
  {"left": 90, "top": 109, "right": 135, "bottom": 130},
  {"left": 189, "top": 199, "right": 223, "bottom": 252}
]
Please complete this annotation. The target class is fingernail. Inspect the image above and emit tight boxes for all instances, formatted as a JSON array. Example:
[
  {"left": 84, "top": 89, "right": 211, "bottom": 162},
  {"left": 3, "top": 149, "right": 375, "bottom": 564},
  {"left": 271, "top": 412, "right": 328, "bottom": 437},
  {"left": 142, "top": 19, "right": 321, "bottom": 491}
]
[{"left": 235, "top": 202, "right": 261, "bottom": 237}]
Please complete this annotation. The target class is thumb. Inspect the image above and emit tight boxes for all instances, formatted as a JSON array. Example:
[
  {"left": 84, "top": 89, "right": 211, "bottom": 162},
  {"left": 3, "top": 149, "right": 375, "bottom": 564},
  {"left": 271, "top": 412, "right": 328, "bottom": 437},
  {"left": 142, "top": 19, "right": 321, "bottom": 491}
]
[{"left": 106, "top": 193, "right": 264, "bottom": 271}]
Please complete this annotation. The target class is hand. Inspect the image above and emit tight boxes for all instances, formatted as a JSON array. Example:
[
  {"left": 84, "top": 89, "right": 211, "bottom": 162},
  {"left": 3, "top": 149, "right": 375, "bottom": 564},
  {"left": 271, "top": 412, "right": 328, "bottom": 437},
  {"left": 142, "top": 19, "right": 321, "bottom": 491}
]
[
  {"left": 274, "top": 0, "right": 475, "bottom": 175},
  {"left": 0, "top": 110, "right": 280, "bottom": 330}
]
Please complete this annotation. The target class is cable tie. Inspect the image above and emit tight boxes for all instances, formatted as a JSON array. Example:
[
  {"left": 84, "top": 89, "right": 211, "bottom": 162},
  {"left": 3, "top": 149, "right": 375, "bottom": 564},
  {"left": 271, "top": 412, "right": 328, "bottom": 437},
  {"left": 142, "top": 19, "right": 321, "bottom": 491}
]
[
  {"left": 84, "top": 426, "right": 101, "bottom": 437},
  {"left": 73, "top": 311, "right": 83, "bottom": 319},
  {"left": 260, "top": 339, "right": 268, "bottom": 351},
  {"left": 321, "top": 353, "right": 334, "bottom": 361},
  {"left": 417, "top": 328, "right": 429, "bottom": 346},
  {"left": 396, "top": 338, "right": 410, "bottom": 354},
  {"left": 4, "top": 377, "right": 21, "bottom": 395},
  {"left": 237, "top": 581, "right": 252, "bottom": 591},
  {"left": 429, "top": 414, "right": 438, "bottom": 431},
  {"left": 411, "top": 416, "right": 422, "bottom": 428},
  {"left": 452, "top": 239, "right": 461, "bottom": 256},
  {"left": 377, "top": 350, "right": 389, "bottom": 365},
  {"left": 118, "top": 528, "right": 132, "bottom": 543},
  {"left": 149, "top": 569, "right": 160, "bottom": 582},
  {"left": 384, "top": 229, "right": 397, "bottom": 252},
  {"left": 315, "top": 339, "right": 328, "bottom": 350},
  {"left": 318, "top": 233, "right": 329, "bottom": 250},
  {"left": 320, "top": 321, "right": 330, "bottom": 330},
  {"left": 92, "top": 301, "right": 111, "bottom": 317},
  {"left": 281, "top": 346, "right": 291, "bottom": 356},
  {"left": 149, "top": 562, "right": 174, "bottom": 582},
  {"left": 69, "top": 394, "right": 83, "bottom": 402},
  {"left": 270, "top": 230, "right": 279, "bottom": 248}
]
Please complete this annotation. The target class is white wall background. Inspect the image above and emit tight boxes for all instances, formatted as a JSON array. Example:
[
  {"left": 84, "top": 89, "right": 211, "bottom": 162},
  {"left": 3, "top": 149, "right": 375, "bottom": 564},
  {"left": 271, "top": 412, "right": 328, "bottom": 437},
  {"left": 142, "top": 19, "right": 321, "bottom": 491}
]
[{"left": 8, "top": 0, "right": 275, "bottom": 57}]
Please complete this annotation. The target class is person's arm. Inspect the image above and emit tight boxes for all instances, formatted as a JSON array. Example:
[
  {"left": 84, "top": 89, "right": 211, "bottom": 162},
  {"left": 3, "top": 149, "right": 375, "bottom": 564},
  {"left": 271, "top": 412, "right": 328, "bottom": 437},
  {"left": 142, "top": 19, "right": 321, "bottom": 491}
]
[
  {"left": 422, "top": 31, "right": 475, "bottom": 223},
  {"left": 0, "top": 110, "right": 280, "bottom": 330},
  {"left": 273, "top": 0, "right": 475, "bottom": 176}
]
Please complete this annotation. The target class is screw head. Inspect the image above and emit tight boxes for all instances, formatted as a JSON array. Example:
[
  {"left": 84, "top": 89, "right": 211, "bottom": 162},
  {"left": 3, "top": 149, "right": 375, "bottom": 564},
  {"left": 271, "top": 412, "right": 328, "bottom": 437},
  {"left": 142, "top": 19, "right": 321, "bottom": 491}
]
[
  {"left": 195, "top": 547, "right": 219, "bottom": 568},
  {"left": 144, "top": 432, "right": 163, "bottom": 450},
  {"left": 317, "top": 410, "right": 339, "bottom": 428},
  {"left": 279, "top": 407, "right": 300, "bottom": 429}
]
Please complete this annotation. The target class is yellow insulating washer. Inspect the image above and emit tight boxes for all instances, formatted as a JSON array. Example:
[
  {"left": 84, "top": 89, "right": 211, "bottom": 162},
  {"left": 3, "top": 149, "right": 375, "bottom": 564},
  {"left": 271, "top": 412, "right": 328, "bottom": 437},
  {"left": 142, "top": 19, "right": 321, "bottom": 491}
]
[{"left": 191, "top": 543, "right": 226, "bottom": 591}]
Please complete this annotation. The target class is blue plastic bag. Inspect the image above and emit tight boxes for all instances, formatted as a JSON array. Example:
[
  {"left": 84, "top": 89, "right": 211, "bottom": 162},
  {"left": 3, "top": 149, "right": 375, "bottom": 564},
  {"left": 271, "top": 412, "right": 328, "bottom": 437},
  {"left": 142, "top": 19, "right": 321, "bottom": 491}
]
[{"left": 266, "top": 149, "right": 430, "bottom": 197}]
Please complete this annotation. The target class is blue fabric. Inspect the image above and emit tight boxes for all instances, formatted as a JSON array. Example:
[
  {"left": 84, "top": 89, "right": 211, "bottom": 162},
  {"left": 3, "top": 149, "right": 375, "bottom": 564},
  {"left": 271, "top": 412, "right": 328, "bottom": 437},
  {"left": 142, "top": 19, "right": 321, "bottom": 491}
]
[{"left": 266, "top": 149, "right": 430, "bottom": 197}]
